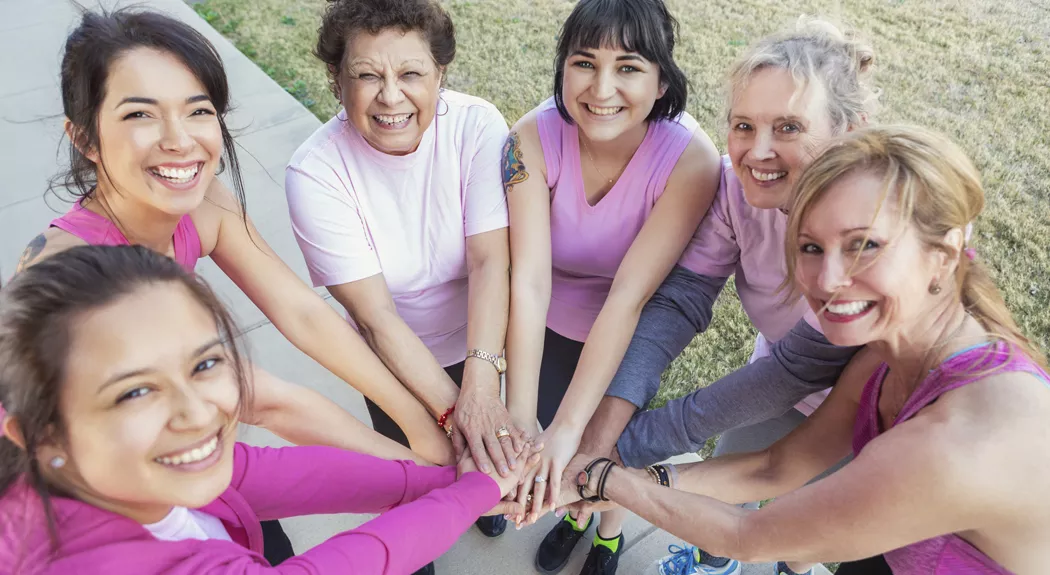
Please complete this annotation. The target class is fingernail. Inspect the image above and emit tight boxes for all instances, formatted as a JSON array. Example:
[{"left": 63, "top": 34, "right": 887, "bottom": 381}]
[
  {"left": 555, "top": 508, "right": 565, "bottom": 517},
  {"left": 481, "top": 464, "right": 491, "bottom": 473},
  {"left": 509, "top": 458, "right": 517, "bottom": 468},
  {"left": 504, "top": 514, "right": 511, "bottom": 520},
  {"left": 515, "top": 522, "right": 522, "bottom": 531},
  {"left": 500, "top": 465, "right": 509, "bottom": 475}
]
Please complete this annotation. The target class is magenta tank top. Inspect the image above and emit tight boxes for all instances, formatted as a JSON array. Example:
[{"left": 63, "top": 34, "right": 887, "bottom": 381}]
[
  {"left": 49, "top": 202, "right": 202, "bottom": 272},
  {"left": 854, "top": 342, "right": 1049, "bottom": 574},
  {"left": 535, "top": 98, "right": 698, "bottom": 341}
]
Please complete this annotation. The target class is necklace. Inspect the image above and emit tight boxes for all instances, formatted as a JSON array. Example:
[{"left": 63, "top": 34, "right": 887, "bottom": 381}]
[{"left": 580, "top": 135, "right": 617, "bottom": 185}]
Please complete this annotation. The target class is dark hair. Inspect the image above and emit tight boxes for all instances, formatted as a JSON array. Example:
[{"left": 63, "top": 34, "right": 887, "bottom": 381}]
[
  {"left": 315, "top": 0, "right": 456, "bottom": 95},
  {"left": 553, "top": 0, "right": 688, "bottom": 124},
  {"left": 0, "top": 245, "right": 252, "bottom": 559},
  {"left": 50, "top": 9, "right": 245, "bottom": 212}
]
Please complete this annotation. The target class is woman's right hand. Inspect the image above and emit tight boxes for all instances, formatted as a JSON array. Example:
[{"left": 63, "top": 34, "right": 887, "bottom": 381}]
[{"left": 407, "top": 422, "right": 456, "bottom": 466}]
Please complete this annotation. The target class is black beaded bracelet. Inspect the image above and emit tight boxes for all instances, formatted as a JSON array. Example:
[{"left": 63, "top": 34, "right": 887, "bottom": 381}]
[{"left": 649, "top": 464, "right": 670, "bottom": 487}]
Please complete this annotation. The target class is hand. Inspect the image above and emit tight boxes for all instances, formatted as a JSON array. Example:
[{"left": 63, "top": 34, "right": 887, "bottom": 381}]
[
  {"left": 518, "top": 452, "right": 593, "bottom": 527},
  {"left": 453, "top": 386, "right": 530, "bottom": 477},
  {"left": 406, "top": 421, "right": 455, "bottom": 466},
  {"left": 458, "top": 444, "right": 536, "bottom": 499},
  {"left": 517, "top": 423, "right": 581, "bottom": 523}
]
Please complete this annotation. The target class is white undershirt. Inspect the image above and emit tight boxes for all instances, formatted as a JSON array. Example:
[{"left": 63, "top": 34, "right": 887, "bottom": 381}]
[{"left": 143, "top": 506, "right": 233, "bottom": 543}]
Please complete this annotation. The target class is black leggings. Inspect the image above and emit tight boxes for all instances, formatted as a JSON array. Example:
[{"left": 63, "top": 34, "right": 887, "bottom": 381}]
[
  {"left": 835, "top": 555, "right": 893, "bottom": 575},
  {"left": 366, "top": 328, "right": 584, "bottom": 445}
]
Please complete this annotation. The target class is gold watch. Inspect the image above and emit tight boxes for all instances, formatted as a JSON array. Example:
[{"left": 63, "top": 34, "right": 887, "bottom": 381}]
[{"left": 466, "top": 348, "right": 507, "bottom": 374}]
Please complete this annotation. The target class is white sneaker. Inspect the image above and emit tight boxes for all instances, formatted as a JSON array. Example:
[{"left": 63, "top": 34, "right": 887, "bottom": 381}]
[{"left": 652, "top": 545, "right": 741, "bottom": 575}]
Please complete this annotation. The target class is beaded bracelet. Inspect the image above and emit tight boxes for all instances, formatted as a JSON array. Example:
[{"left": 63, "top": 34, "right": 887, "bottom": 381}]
[
  {"left": 437, "top": 404, "right": 456, "bottom": 438},
  {"left": 645, "top": 464, "right": 672, "bottom": 487}
]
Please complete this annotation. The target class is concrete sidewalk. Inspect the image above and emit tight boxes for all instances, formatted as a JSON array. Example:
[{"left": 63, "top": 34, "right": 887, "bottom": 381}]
[{"left": 0, "top": 0, "right": 828, "bottom": 573}]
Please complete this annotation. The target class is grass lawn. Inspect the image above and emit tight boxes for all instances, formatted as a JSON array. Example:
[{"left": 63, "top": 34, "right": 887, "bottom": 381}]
[{"left": 190, "top": 0, "right": 1050, "bottom": 452}]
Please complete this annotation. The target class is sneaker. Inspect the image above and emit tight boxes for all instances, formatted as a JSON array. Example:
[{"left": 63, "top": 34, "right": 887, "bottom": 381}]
[
  {"left": 412, "top": 562, "right": 435, "bottom": 575},
  {"left": 580, "top": 533, "right": 624, "bottom": 575},
  {"left": 535, "top": 514, "right": 593, "bottom": 574},
  {"left": 475, "top": 514, "right": 507, "bottom": 537},
  {"left": 775, "top": 561, "right": 812, "bottom": 575},
  {"left": 654, "top": 545, "right": 741, "bottom": 575}
]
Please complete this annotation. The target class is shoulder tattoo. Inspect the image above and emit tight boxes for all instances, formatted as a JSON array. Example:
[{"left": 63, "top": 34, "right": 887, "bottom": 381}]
[
  {"left": 502, "top": 131, "right": 530, "bottom": 193},
  {"left": 15, "top": 233, "right": 48, "bottom": 273}
]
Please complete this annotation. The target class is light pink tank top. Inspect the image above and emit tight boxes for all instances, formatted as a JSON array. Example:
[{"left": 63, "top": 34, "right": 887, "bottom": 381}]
[
  {"left": 854, "top": 342, "right": 1049, "bottom": 574},
  {"left": 535, "top": 98, "right": 698, "bottom": 341},
  {"left": 49, "top": 202, "right": 202, "bottom": 272}
]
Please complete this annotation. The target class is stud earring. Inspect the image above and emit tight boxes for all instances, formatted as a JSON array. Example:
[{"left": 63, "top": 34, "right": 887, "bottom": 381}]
[
  {"left": 928, "top": 282, "right": 942, "bottom": 295},
  {"left": 49, "top": 456, "right": 65, "bottom": 469}
]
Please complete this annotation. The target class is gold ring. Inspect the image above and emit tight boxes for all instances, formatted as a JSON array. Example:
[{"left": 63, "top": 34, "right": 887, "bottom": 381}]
[{"left": 495, "top": 426, "right": 511, "bottom": 440}]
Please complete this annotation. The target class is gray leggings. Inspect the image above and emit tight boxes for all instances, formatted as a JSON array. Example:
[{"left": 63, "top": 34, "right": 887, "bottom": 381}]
[{"left": 608, "top": 265, "right": 861, "bottom": 468}]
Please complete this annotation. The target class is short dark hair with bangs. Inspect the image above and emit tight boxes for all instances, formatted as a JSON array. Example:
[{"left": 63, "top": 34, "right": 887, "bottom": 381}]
[{"left": 553, "top": 0, "right": 688, "bottom": 124}]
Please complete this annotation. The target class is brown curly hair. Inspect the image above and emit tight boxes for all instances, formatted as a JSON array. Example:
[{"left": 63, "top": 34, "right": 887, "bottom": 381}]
[{"left": 315, "top": 0, "right": 455, "bottom": 94}]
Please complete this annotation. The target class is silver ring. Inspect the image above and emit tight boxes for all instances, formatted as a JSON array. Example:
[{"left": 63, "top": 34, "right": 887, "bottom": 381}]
[{"left": 534, "top": 475, "right": 546, "bottom": 483}]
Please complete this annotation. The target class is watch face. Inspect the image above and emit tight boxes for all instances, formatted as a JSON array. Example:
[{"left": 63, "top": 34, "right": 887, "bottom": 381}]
[{"left": 496, "top": 357, "right": 508, "bottom": 373}]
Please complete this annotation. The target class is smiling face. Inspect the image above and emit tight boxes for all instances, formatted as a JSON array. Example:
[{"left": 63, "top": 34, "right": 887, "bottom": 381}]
[
  {"left": 727, "top": 67, "right": 837, "bottom": 210},
  {"left": 794, "top": 170, "right": 947, "bottom": 347},
  {"left": 336, "top": 28, "right": 443, "bottom": 156},
  {"left": 89, "top": 48, "right": 223, "bottom": 216},
  {"left": 560, "top": 44, "right": 666, "bottom": 143},
  {"left": 49, "top": 282, "right": 240, "bottom": 523}
]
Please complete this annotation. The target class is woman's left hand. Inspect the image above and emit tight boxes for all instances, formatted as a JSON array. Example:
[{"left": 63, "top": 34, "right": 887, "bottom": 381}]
[{"left": 454, "top": 387, "right": 531, "bottom": 478}]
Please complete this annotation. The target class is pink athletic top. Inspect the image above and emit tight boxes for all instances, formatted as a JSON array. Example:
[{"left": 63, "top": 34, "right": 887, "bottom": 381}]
[
  {"left": 50, "top": 202, "right": 202, "bottom": 272},
  {"left": 535, "top": 98, "right": 698, "bottom": 341},
  {"left": 854, "top": 342, "right": 1049, "bottom": 574}
]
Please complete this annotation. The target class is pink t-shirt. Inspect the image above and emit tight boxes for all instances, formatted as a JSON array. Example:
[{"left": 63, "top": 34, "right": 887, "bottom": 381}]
[
  {"left": 285, "top": 90, "right": 510, "bottom": 366},
  {"left": 536, "top": 98, "right": 699, "bottom": 342},
  {"left": 678, "top": 156, "right": 826, "bottom": 414}
]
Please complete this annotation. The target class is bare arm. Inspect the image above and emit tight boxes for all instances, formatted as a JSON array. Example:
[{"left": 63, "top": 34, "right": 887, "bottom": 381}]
[
  {"left": 598, "top": 364, "right": 1048, "bottom": 566},
  {"left": 205, "top": 185, "right": 454, "bottom": 465},
  {"left": 247, "top": 366, "right": 429, "bottom": 465},
  {"left": 454, "top": 227, "right": 527, "bottom": 476},
  {"left": 503, "top": 118, "right": 553, "bottom": 432}
]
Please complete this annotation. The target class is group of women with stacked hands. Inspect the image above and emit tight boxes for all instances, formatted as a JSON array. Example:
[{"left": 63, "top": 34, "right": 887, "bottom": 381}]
[{"left": 0, "top": 0, "right": 1047, "bottom": 573}]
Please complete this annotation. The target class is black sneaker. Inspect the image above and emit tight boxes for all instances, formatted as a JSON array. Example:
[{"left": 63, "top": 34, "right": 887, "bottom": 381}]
[
  {"left": 412, "top": 562, "right": 435, "bottom": 575},
  {"left": 535, "top": 515, "right": 593, "bottom": 574},
  {"left": 580, "top": 533, "right": 624, "bottom": 575},
  {"left": 475, "top": 514, "right": 507, "bottom": 537}
]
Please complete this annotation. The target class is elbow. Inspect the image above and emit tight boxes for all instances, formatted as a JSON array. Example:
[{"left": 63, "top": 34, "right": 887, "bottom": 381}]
[
  {"left": 603, "top": 285, "right": 649, "bottom": 318},
  {"left": 510, "top": 272, "right": 551, "bottom": 309},
  {"left": 716, "top": 510, "right": 770, "bottom": 563}
]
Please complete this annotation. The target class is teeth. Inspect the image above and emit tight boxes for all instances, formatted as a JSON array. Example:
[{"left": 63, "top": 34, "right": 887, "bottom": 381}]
[
  {"left": 151, "top": 164, "right": 200, "bottom": 183},
  {"left": 751, "top": 168, "right": 787, "bottom": 182},
  {"left": 827, "top": 301, "right": 873, "bottom": 316},
  {"left": 586, "top": 104, "right": 622, "bottom": 116},
  {"left": 155, "top": 435, "right": 219, "bottom": 466},
  {"left": 374, "top": 113, "right": 411, "bottom": 125}
]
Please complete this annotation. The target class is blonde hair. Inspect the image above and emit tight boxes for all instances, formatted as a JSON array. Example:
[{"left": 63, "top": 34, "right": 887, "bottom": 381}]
[
  {"left": 785, "top": 125, "right": 1046, "bottom": 370},
  {"left": 727, "top": 16, "right": 879, "bottom": 132}
]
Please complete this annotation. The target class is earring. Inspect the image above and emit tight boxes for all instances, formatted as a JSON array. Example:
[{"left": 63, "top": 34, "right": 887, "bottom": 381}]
[
  {"left": 928, "top": 282, "right": 942, "bottom": 295},
  {"left": 49, "top": 456, "right": 66, "bottom": 469}
]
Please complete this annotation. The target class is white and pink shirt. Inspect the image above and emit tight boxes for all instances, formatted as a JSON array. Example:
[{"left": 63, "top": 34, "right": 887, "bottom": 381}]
[{"left": 285, "top": 90, "right": 510, "bottom": 366}]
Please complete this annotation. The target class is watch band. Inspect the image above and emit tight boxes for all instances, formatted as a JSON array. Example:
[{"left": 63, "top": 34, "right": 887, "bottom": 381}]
[{"left": 466, "top": 348, "right": 507, "bottom": 374}]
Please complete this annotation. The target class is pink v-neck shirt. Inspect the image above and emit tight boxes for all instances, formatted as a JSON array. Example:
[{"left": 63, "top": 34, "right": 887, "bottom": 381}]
[
  {"left": 535, "top": 98, "right": 699, "bottom": 342},
  {"left": 285, "top": 90, "right": 510, "bottom": 366}
]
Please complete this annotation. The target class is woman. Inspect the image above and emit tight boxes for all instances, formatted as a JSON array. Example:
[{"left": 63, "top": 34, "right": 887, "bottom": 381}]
[
  {"left": 563, "top": 19, "right": 880, "bottom": 575},
  {"left": 563, "top": 126, "right": 1050, "bottom": 574},
  {"left": 502, "top": 0, "right": 721, "bottom": 572},
  {"left": 0, "top": 245, "right": 530, "bottom": 574},
  {"left": 16, "top": 9, "right": 453, "bottom": 566},
  {"left": 284, "top": 0, "right": 526, "bottom": 540}
]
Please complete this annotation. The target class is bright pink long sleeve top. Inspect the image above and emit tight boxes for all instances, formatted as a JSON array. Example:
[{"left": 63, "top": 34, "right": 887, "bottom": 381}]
[{"left": 0, "top": 443, "right": 500, "bottom": 574}]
